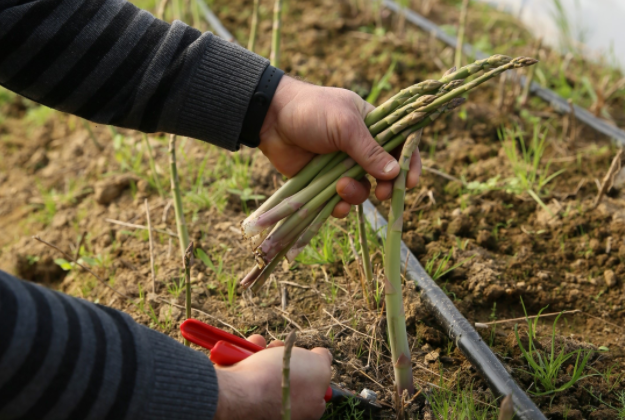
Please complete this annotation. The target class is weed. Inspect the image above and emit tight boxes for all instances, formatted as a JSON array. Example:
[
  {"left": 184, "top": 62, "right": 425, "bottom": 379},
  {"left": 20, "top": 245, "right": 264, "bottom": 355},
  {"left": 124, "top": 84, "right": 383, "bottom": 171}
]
[
  {"left": 499, "top": 124, "right": 565, "bottom": 212},
  {"left": 514, "top": 299, "right": 593, "bottom": 401},
  {"left": 321, "top": 397, "right": 369, "bottom": 420},
  {"left": 167, "top": 277, "right": 185, "bottom": 299},
  {"left": 196, "top": 248, "right": 237, "bottom": 308},
  {"left": 425, "top": 382, "right": 499, "bottom": 420},
  {"left": 591, "top": 364, "right": 624, "bottom": 394},
  {"left": 425, "top": 248, "right": 475, "bottom": 280}
]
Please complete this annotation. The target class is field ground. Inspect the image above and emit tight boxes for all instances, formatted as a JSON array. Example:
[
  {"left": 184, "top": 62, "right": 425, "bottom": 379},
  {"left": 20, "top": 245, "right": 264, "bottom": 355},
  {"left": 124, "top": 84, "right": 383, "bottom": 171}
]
[{"left": 1, "top": 0, "right": 625, "bottom": 418}]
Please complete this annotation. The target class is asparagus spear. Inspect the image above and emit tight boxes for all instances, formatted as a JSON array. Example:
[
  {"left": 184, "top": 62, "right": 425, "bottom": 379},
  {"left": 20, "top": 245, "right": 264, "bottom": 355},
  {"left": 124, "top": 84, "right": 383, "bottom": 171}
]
[
  {"left": 243, "top": 98, "right": 466, "bottom": 288},
  {"left": 385, "top": 129, "right": 423, "bottom": 397}
]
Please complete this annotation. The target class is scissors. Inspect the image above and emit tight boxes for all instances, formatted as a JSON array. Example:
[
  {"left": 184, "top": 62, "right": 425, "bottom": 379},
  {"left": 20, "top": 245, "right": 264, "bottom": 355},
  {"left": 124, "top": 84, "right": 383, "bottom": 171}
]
[{"left": 180, "top": 318, "right": 382, "bottom": 411}]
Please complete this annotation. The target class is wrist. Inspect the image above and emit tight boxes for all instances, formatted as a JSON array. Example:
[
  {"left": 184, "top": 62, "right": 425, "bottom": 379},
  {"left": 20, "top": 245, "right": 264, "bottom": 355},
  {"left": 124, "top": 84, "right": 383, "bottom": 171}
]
[{"left": 239, "top": 65, "right": 285, "bottom": 148}]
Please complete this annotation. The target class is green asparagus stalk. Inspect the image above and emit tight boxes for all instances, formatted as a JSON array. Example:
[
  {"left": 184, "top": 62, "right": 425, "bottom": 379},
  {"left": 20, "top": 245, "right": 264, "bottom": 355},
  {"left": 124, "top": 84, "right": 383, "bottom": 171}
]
[
  {"left": 356, "top": 204, "right": 374, "bottom": 304},
  {"left": 270, "top": 0, "right": 282, "bottom": 67},
  {"left": 242, "top": 153, "right": 338, "bottom": 237},
  {"left": 247, "top": 0, "right": 260, "bottom": 52},
  {"left": 183, "top": 241, "right": 194, "bottom": 346},
  {"left": 365, "top": 54, "right": 510, "bottom": 127},
  {"left": 242, "top": 55, "right": 512, "bottom": 233},
  {"left": 385, "top": 129, "right": 423, "bottom": 397},
  {"left": 282, "top": 331, "right": 297, "bottom": 420},
  {"left": 364, "top": 79, "right": 444, "bottom": 126},
  {"left": 455, "top": 0, "right": 470, "bottom": 70},
  {"left": 285, "top": 195, "right": 342, "bottom": 262},
  {"left": 246, "top": 157, "right": 356, "bottom": 237},
  {"left": 245, "top": 99, "right": 465, "bottom": 289},
  {"left": 413, "top": 57, "right": 538, "bottom": 116},
  {"left": 369, "top": 94, "right": 438, "bottom": 136},
  {"left": 169, "top": 135, "right": 190, "bottom": 259},
  {"left": 255, "top": 202, "right": 325, "bottom": 266}
]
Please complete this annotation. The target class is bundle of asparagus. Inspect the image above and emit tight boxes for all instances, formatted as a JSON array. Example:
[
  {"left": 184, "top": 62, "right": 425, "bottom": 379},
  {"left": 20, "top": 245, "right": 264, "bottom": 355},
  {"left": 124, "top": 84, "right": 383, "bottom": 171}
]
[{"left": 240, "top": 55, "right": 537, "bottom": 294}]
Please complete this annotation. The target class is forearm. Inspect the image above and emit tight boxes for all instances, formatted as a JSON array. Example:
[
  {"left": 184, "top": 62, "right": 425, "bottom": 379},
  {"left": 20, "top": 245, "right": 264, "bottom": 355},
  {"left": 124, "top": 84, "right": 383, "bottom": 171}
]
[
  {"left": 0, "top": 0, "right": 268, "bottom": 150},
  {"left": 0, "top": 270, "right": 219, "bottom": 420}
]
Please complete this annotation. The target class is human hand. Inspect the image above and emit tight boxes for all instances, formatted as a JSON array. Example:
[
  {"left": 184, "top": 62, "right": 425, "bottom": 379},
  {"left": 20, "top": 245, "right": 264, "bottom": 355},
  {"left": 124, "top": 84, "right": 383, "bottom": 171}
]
[
  {"left": 213, "top": 334, "right": 332, "bottom": 420},
  {"left": 259, "top": 76, "right": 422, "bottom": 218}
]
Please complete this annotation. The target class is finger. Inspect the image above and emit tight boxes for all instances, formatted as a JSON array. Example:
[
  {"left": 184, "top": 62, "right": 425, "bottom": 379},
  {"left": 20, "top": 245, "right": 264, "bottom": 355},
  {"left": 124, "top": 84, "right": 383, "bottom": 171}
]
[
  {"left": 331, "top": 201, "right": 351, "bottom": 218},
  {"left": 375, "top": 180, "right": 393, "bottom": 201},
  {"left": 247, "top": 334, "right": 267, "bottom": 348},
  {"left": 335, "top": 96, "right": 399, "bottom": 181},
  {"left": 267, "top": 340, "right": 285, "bottom": 348},
  {"left": 336, "top": 177, "right": 371, "bottom": 205},
  {"left": 311, "top": 347, "right": 333, "bottom": 364},
  {"left": 406, "top": 148, "right": 422, "bottom": 189}
]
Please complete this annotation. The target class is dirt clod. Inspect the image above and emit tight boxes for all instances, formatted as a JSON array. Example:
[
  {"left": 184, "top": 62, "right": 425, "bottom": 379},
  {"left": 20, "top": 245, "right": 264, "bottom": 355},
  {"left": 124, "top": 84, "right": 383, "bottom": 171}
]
[
  {"left": 94, "top": 175, "right": 134, "bottom": 205},
  {"left": 604, "top": 269, "right": 617, "bottom": 288}
]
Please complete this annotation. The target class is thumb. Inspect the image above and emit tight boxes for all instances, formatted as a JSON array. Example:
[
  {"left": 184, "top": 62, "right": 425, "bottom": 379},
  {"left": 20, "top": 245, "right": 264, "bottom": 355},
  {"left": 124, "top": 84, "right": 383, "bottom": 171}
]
[{"left": 337, "top": 95, "right": 400, "bottom": 180}]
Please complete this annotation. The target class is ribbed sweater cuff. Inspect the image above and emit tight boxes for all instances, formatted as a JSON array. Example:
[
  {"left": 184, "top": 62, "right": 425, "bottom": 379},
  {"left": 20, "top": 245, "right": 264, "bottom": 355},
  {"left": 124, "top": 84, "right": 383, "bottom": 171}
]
[
  {"left": 177, "top": 34, "right": 269, "bottom": 151},
  {"left": 143, "top": 328, "right": 219, "bottom": 420}
]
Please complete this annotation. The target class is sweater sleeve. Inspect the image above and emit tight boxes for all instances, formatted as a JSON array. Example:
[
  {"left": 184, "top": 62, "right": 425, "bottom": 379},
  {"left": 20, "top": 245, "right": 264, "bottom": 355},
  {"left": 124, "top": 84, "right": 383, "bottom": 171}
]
[
  {"left": 0, "top": 270, "right": 220, "bottom": 420},
  {"left": 0, "top": 0, "right": 269, "bottom": 151}
]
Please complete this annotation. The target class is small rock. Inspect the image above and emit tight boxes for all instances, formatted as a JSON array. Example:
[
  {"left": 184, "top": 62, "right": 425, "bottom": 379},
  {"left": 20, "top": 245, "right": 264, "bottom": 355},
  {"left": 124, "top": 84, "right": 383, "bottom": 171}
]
[
  {"left": 94, "top": 175, "right": 133, "bottom": 205},
  {"left": 404, "top": 231, "right": 426, "bottom": 255},
  {"left": 424, "top": 350, "right": 440, "bottom": 364},
  {"left": 483, "top": 284, "right": 505, "bottom": 301},
  {"left": 589, "top": 238, "right": 602, "bottom": 254},
  {"left": 447, "top": 217, "right": 471, "bottom": 237},
  {"left": 536, "top": 271, "right": 550, "bottom": 280},
  {"left": 159, "top": 304, "right": 182, "bottom": 323},
  {"left": 604, "top": 269, "right": 617, "bottom": 288},
  {"left": 476, "top": 230, "right": 496, "bottom": 249}
]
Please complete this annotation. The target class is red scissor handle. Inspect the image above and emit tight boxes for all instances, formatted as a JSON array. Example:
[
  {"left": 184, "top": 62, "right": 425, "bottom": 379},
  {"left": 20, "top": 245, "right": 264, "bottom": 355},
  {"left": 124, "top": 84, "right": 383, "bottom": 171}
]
[
  {"left": 180, "top": 319, "right": 333, "bottom": 402},
  {"left": 181, "top": 319, "right": 264, "bottom": 353}
]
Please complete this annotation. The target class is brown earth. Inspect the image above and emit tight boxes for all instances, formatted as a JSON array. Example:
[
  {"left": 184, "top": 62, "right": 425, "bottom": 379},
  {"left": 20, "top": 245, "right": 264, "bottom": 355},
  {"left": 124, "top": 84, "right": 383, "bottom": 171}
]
[{"left": 1, "top": 0, "right": 624, "bottom": 418}]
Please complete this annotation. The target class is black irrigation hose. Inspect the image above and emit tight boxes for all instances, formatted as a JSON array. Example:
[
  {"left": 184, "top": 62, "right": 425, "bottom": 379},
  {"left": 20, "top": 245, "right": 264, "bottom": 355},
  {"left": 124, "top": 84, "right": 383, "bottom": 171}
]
[
  {"left": 198, "top": 3, "right": 546, "bottom": 418},
  {"left": 195, "top": 0, "right": 238, "bottom": 44},
  {"left": 362, "top": 200, "right": 547, "bottom": 420},
  {"left": 382, "top": 0, "right": 625, "bottom": 146}
]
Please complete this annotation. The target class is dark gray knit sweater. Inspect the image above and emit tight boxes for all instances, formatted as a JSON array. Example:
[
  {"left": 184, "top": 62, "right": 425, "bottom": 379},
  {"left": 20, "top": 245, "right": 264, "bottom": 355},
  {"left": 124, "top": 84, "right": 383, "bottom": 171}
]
[
  {"left": 0, "top": 270, "right": 220, "bottom": 420},
  {"left": 0, "top": 0, "right": 269, "bottom": 151},
  {"left": 0, "top": 0, "right": 272, "bottom": 418}
]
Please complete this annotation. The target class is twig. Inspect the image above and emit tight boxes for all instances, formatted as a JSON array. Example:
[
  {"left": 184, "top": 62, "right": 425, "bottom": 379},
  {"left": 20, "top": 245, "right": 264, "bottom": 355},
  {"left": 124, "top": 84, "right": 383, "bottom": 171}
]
[
  {"left": 422, "top": 166, "right": 462, "bottom": 183},
  {"left": 498, "top": 395, "right": 514, "bottom": 420},
  {"left": 156, "top": 0, "right": 170, "bottom": 19},
  {"left": 592, "top": 148, "right": 623, "bottom": 210},
  {"left": 520, "top": 37, "right": 542, "bottom": 106},
  {"left": 282, "top": 331, "right": 296, "bottom": 420},
  {"left": 322, "top": 309, "right": 370, "bottom": 338},
  {"left": 474, "top": 309, "right": 581, "bottom": 328},
  {"left": 276, "top": 309, "right": 304, "bottom": 331},
  {"left": 270, "top": 0, "right": 282, "bottom": 67},
  {"left": 33, "top": 236, "right": 136, "bottom": 308},
  {"left": 74, "top": 231, "right": 86, "bottom": 262},
  {"left": 143, "top": 134, "right": 165, "bottom": 198},
  {"left": 104, "top": 218, "right": 178, "bottom": 237},
  {"left": 247, "top": 0, "right": 260, "bottom": 52},
  {"left": 454, "top": 0, "right": 469, "bottom": 70},
  {"left": 145, "top": 200, "right": 157, "bottom": 294},
  {"left": 169, "top": 135, "right": 190, "bottom": 259},
  {"left": 281, "top": 285, "right": 288, "bottom": 311},
  {"left": 183, "top": 241, "right": 194, "bottom": 346},
  {"left": 157, "top": 297, "right": 245, "bottom": 337}
]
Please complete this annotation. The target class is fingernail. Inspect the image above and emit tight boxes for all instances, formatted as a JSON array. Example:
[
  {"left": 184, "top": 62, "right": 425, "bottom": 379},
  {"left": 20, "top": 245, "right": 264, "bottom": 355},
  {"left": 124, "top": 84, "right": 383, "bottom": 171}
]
[{"left": 383, "top": 160, "right": 399, "bottom": 174}]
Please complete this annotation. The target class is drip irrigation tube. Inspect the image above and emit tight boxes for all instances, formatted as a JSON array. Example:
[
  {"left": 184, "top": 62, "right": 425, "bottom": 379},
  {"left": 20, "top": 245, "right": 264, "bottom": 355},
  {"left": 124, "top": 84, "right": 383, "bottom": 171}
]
[
  {"left": 382, "top": 0, "right": 625, "bottom": 146},
  {"left": 197, "top": 3, "right": 547, "bottom": 418},
  {"left": 195, "top": 0, "right": 238, "bottom": 43},
  {"left": 362, "top": 200, "right": 546, "bottom": 420}
]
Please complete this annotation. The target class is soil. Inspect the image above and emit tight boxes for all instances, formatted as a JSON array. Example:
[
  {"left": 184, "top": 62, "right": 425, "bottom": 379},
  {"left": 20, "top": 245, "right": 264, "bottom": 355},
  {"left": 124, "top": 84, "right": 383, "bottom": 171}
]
[{"left": 1, "top": 0, "right": 624, "bottom": 418}]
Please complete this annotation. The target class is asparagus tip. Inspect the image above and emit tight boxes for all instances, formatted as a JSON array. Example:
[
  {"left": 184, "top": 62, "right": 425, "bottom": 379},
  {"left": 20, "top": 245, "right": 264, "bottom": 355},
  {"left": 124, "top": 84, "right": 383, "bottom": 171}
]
[
  {"left": 487, "top": 54, "right": 513, "bottom": 67},
  {"left": 512, "top": 56, "right": 539, "bottom": 68}
]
